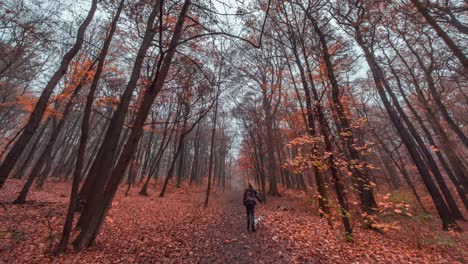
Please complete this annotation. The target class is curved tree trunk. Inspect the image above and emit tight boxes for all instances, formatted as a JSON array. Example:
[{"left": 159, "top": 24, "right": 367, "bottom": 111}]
[
  {"left": 73, "top": 1, "right": 191, "bottom": 249},
  {"left": 76, "top": 2, "right": 161, "bottom": 209},
  {"left": 410, "top": 0, "right": 468, "bottom": 69},
  {"left": 56, "top": 0, "right": 125, "bottom": 252},
  {"left": 354, "top": 32, "right": 460, "bottom": 230},
  {"left": 310, "top": 16, "right": 377, "bottom": 215},
  {"left": 0, "top": 0, "right": 98, "bottom": 188}
]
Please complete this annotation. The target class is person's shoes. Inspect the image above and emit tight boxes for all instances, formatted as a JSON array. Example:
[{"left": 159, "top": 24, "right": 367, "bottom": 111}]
[
  {"left": 252, "top": 228, "right": 256, "bottom": 233},
  {"left": 247, "top": 226, "right": 250, "bottom": 232}
]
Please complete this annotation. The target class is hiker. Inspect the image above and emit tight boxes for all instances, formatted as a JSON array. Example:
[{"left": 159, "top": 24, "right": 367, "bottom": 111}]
[{"left": 243, "top": 183, "right": 263, "bottom": 232}]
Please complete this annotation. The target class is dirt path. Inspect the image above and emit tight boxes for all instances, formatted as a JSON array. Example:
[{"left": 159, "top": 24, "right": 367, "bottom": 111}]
[{"left": 198, "top": 191, "right": 271, "bottom": 264}]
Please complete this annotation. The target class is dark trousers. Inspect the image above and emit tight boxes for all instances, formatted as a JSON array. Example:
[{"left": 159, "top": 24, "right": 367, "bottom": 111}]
[{"left": 246, "top": 204, "right": 255, "bottom": 230}]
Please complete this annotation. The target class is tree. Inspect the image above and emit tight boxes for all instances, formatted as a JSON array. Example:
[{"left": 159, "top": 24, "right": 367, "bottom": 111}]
[{"left": 0, "top": 0, "right": 98, "bottom": 188}]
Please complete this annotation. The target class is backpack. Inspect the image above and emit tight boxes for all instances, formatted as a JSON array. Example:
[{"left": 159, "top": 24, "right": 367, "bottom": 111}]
[{"left": 244, "top": 189, "right": 256, "bottom": 206}]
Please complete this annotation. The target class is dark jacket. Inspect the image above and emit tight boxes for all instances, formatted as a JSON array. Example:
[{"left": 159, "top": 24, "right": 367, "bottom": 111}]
[{"left": 243, "top": 188, "right": 262, "bottom": 206}]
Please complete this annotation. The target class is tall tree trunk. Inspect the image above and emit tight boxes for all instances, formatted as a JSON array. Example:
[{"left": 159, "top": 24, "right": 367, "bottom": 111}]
[
  {"left": 0, "top": 0, "right": 98, "bottom": 188},
  {"left": 77, "top": 2, "right": 161, "bottom": 208},
  {"left": 310, "top": 16, "right": 378, "bottom": 215},
  {"left": 397, "top": 155, "right": 429, "bottom": 214},
  {"left": 354, "top": 32, "right": 460, "bottom": 230},
  {"left": 13, "top": 119, "right": 50, "bottom": 179},
  {"left": 55, "top": 0, "right": 125, "bottom": 252},
  {"left": 260, "top": 76, "right": 280, "bottom": 196},
  {"left": 287, "top": 35, "right": 331, "bottom": 222},
  {"left": 189, "top": 122, "right": 201, "bottom": 185},
  {"left": 409, "top": 0, "right": 468, "bottom": 68},
  {"left": 176, "top": 103, "right": 189, "bottom": 188},
  {"left": 13, "top": 80, "right": 87, "bottom": 204},
  {"left": 298, "top": 34, "right": 353, "bottom": 232},
  {"left": 382, "top": 64, "right": 465, "bottom": 220},
  {"left": 377, "top": 151, "right": 401, "bottom": 190},
  {"left": 72, "top": 1, "right": 191, "bottom": 249},
  {"left": 389, "top": 40, "right": 468, "bottom": 191},
  {"left": 204, "top": 93, "right": 219, "bottom": 207},
  {"left": 140, "top": 124, "right": 156, "bottom": 183},
  {"left": 387, "top": 63, "right": 468, "bottom": 210},
  {"left": 140, "top": 117, "right": 176, "bottom": 195},
  {"left": 403, "top": 34, "right": 468, "bottom": 147}
]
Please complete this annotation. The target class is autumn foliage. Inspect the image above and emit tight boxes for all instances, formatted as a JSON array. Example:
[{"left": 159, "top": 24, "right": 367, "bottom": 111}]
[{"left": 0, "top": 0, "right": 466, "bottom": 262}]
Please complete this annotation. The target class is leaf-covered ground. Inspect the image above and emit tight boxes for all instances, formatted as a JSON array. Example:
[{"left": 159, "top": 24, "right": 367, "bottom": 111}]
[{"left": 0, "top": 179, "right": 466, "bottom": 263}]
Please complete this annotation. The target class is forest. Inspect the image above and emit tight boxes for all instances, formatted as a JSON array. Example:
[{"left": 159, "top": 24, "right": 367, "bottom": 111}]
[{"left": 0, "top": 0, "right": 467, "bottom": 263}]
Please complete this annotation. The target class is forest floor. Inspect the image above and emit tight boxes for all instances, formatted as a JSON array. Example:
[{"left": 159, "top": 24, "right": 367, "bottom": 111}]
[{"left": 0, "top": 179, "right": 467, "bottom": 263}]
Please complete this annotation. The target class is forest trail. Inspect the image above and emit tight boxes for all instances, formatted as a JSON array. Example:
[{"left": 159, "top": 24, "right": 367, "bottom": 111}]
[
  {"left": 1, "top": 180, "right": 465, "bottom": 263},
  {"left": 199, "top": 191, "right": 275, "bottom": 264}
]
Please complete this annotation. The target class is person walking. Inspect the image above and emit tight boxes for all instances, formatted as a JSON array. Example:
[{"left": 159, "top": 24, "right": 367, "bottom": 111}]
[{"left": 243, "top": 183, "right": 263, "bottom": 232}]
